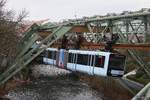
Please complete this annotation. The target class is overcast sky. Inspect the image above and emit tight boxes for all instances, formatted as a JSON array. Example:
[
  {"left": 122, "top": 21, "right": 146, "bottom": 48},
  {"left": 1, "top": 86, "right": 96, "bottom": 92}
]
[{"left": 6, "top": 0, "right": 150, "bottom": 22}]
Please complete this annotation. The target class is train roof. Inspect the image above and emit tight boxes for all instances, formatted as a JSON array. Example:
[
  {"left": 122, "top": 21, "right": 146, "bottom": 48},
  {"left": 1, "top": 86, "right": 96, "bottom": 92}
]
[
  {"left": 68, "top": 49, "right": 111, "bottom": 56},
  {"left": 46, "top": 48, "right": 58, "bottom": 51}
]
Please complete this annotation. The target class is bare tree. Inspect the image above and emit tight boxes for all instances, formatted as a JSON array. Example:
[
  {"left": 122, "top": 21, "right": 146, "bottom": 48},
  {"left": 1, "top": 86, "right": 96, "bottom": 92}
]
[{"left": 0, "top": 0, "right": 28, "bottom": 72}]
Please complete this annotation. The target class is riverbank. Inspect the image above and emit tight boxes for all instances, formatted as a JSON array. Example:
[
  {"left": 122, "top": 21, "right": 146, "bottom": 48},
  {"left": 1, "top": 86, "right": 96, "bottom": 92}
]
[
  {"left": 1, "top": 64, "right": 132, "bottom": 100},
  {"left": 5, "top": 76, "right": 105, "bottom": 100},
  {"left": 0, "top": 79, "right": 32, "bottom": 99}
]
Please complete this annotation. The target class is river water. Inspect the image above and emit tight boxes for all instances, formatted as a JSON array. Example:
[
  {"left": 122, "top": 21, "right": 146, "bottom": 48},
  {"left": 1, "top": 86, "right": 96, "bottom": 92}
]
[{"left": 5, "top": 65, "right": 108, "bottom": 100}]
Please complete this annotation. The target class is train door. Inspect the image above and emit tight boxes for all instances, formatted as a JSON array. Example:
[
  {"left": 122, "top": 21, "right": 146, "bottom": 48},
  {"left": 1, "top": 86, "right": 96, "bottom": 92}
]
[
  {"left": 75, "top": 53, "right": 91, "bottom": 74},
  {"left": 56, "top": 50, "right": 60, "bottom": 67},
  {"left": 43, "top": 50, "right": 49, "bottom": 64},
  {"left": 52, "top": 51, "right": 57, "bottom": 65},
  {"left": 88, "top": 55, "right": 94, "bottom": 75},
  {"left": 58, "top": 49, "right": 65, "bottom": 68},
  {"left": 63, "top": 50, "right": 68, "bottom": 68},
  {"left": 67, "top": 53, "right": 77, "bottom": 71},
  {"left": 90, "top": 55, "right": 95, "bottom": 75},
  {"left": 47, "top": 50, "right": 55, "bottom": 65},
  {"left": 93, "top": 53, "right": 109, "bottom": 76}
]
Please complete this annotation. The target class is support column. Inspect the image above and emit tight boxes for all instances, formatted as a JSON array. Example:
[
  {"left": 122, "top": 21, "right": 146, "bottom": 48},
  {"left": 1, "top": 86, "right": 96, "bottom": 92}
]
[
  {"left": 143, "top": 16, "right": 149, "bottom": 43},
  {"left": 125, "top": 20, "right": 129, "bottom": 41},
  {"left": 108, "top": 20, "right": 113, "bottom": 33}
]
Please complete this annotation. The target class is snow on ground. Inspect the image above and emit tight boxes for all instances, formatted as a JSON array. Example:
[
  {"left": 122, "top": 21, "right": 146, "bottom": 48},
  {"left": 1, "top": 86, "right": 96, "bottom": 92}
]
[
  {"left": 123, "top": 70, "right": 137, "bottom": 78},
  {"left": 32, "top": 64, "right": 71, "bottom": 78}
]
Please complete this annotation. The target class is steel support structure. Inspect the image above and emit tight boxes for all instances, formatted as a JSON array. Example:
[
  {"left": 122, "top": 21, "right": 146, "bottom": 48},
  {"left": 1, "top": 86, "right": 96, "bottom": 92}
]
[
  {"left": 0, "top": 25, "right": 73, "bottom": 85},
  {"left": 0, "top": 9, "right": 150, "bottom": 86},
  {"left": 132, "top": 82, "right": 150, "bottom": 100}
]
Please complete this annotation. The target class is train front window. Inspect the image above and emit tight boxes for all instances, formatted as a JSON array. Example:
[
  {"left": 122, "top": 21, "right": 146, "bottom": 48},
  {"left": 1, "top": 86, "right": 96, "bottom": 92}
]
[
  {"left": 94, "top": 55, "right": 105, "bottom": 68},
  {"left": 109, "top": 54, "right": 126, "bottom": 70}
]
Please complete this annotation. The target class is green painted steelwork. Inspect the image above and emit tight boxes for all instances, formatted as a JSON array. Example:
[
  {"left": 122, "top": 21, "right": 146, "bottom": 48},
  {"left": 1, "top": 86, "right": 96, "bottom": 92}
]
[
  {"left": 118, "top": 32, "right": 150, "bottom": 78},
  {"left": 0, "top": 10, "right": 150, "bottom": 92},
  {"left": 0, "top": 25, "right": 72, "bottom": 85},
  {"left": 17, "top": 34, "right": 39, "bottom": 58},
  {"left": 132, "top": 82, "right": 150, "bottom": 100}
]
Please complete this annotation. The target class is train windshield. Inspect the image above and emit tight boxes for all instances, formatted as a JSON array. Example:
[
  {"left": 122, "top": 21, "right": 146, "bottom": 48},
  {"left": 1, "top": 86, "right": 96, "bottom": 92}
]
[{"left": 109, "top": 54, "right": 126, "bottom": 70}]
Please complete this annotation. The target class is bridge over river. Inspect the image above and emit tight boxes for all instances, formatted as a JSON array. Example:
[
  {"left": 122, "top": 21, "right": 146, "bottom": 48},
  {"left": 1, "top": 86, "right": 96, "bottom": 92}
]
[{"left": 0, "top": 9, "right": 150, "bottom": 100}]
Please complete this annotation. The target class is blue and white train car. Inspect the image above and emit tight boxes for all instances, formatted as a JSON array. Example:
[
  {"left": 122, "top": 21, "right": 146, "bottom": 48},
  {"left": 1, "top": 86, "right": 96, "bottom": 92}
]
[
  {"left": 58, "top": 49, "right": 66, "bottom": 68},
  {"left": 67, "top": 50, "right": 109, "bottom": 76},
  {"left": 43, "top": 48, "right": 57, "bottom": 65},
  {"left": 43, "top": 48, "right": 126, "bottom": 77},
  {"left": 67, "top": 50, "right": 126, "bottom": 77}
]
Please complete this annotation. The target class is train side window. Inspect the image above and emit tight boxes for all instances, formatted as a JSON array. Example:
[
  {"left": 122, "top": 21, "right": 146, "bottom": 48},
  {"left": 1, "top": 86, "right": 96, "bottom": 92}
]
[
  {"left": 53, "top": 51, "right": 57, "bottom": 60},
  {"left": 77, "top": 54, "right": 89, "bottom": 65},
  {"left": 87, "top": 55, "right": 91, "bottom": 66},
  {"left": 91, "top": 55, "right": 95, "bottom": 66},
  {"left": 45, "top": 50, "right": 48, "bottom": 57},
  {"left": 95, "top": 55, "right": 105, "bottom": 68},
  {"left": 47, "top": 51, "right": 53, "bottom": 59},
  {"left": 47, "top": 51, "right": 57, "bottom": 59},
  {"left": 68, "top": 53, "right": 73, "bottom": 63}
]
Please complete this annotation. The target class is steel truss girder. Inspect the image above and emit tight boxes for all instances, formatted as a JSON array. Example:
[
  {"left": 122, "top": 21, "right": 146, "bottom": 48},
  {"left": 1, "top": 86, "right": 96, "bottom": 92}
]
[
  {"left": 0, "top": 25, "right": 73, "bottom": 85},
  {"left": 115, "top": 26, "right": 150, "bottom": 78},
  {"left": 85, "top": 18, "right": 149, "bottom": 44}
]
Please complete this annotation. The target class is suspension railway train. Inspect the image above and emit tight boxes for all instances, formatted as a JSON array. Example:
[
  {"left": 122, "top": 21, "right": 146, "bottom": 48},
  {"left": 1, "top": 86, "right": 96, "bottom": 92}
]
[{"left": 43, "top": 48, "right": 126, "bottom": 77}]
